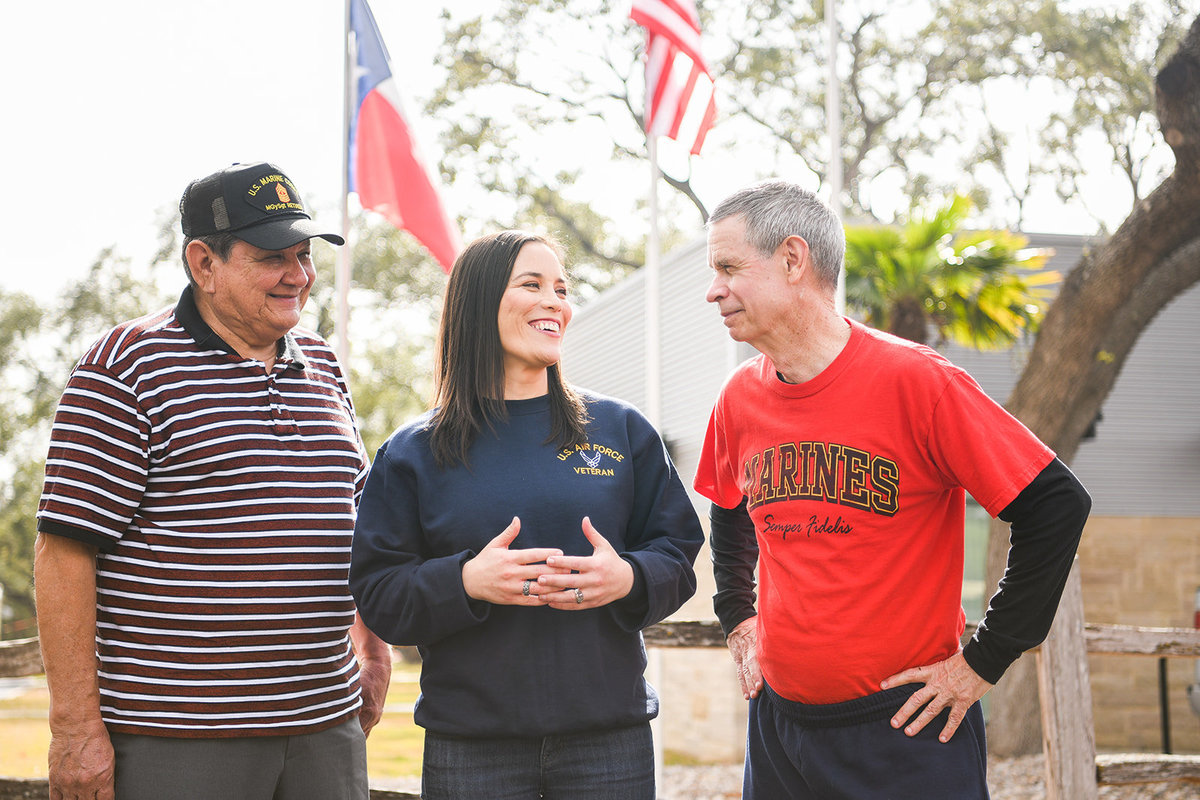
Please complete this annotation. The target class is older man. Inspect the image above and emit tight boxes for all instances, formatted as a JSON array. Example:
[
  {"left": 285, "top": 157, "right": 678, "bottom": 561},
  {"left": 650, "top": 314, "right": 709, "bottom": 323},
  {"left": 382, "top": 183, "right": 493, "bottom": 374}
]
[
  {"left": 694, "top": 180, "right": 1091, "bottom": 799},
  {"left": 35, "top": 162, "right": 391, "bottom": 800}
]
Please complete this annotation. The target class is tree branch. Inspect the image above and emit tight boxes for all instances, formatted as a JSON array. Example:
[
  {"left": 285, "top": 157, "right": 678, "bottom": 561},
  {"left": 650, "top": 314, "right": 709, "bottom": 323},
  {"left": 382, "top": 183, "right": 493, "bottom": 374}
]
[
  {"left": 1006, "top": 12, "right": 1200, "bottom": 457},
  {"left": 531, "top": 189, "right": 642, "bottom": 271}
]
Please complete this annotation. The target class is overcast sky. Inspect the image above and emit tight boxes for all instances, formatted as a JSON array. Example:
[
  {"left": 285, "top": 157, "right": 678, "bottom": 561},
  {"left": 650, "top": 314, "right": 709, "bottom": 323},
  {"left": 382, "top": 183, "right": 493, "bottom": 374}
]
[
  {"left": 0, "top": 1, "right": 448, "bottom": 298},
  {"left": 1, "top": 1, "right": 1139, "bottom": 303}
]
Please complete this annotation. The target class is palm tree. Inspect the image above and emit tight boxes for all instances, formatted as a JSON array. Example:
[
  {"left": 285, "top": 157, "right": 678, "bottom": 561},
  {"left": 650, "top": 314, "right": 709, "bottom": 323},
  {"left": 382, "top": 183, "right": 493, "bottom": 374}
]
[{"left": 844, "top": 195, "right": 1058, "bottom": 348}]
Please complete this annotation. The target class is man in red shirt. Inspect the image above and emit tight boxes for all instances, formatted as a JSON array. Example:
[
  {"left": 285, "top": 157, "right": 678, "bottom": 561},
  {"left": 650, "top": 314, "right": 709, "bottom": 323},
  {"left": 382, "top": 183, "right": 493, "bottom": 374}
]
[{"left": 695, "top": 180, "right": 1090, "bottom": 799}]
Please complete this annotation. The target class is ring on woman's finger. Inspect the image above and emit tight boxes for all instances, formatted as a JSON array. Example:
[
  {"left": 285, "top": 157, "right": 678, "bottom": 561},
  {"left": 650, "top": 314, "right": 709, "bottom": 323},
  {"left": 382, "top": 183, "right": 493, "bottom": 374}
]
[
  {"left": 574, "top": 588, "right": 584, "bottom": 605},
  {"left": 522, "top": 580, "right": 531, "bottom": 597}
]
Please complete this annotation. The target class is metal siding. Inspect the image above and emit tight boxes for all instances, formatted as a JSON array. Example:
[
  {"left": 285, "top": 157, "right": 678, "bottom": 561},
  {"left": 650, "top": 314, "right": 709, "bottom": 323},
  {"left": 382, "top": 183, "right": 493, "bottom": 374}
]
[
  {"left": 565, "top": 272, "right": 647, "bottom": 410},
  {"left": 658, "top": 240, "right": 729, "bottom": 451},
  {"left": 1067, "top": 284, "right": 1200, "bottom": 516}
]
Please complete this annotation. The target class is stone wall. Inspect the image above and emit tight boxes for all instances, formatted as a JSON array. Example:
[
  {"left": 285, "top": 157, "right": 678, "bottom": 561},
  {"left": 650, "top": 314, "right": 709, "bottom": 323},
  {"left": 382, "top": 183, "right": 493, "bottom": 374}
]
[
  {"left": 659, "top": 648, "right": 747, "bottom": 763},
  {"left": 1079, "top": 516, "right": 1200, "bottom": 753},
  {"left": 655, "top": 535, "right": 749, "bottom": 764}
]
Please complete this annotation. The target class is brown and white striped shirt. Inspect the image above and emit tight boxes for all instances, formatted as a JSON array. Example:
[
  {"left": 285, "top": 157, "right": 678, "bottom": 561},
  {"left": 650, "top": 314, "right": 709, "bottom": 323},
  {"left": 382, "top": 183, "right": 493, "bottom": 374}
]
[{"left": 37, "top": 287, "right": 370, "bottom": 738}]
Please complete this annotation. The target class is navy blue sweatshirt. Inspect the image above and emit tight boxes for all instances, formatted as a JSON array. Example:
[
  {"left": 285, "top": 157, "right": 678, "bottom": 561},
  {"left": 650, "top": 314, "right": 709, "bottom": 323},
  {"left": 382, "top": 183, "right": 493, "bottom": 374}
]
[{"left": 350, "top": 392, "right": 704, "bottom": 737}]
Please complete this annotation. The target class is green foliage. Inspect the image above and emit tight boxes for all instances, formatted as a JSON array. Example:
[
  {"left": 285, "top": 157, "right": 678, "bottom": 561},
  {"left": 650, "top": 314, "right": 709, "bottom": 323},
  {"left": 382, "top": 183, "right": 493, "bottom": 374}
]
[
  {"left": 0, "top": 292, "right": 44, "bottom": 453},
  {"left": 0, "top": 288, "right": 46, "bottom": 629},
  {"left": 0, "top": 229, "right": 177, "bottom": 636},
  {"left": 306, "top": 213, "right": 448, "bottom": 453},
  {"left": 58, "top": 251, "right": 176, "bottom": 357},
  {"left": 349, "top": 335, "right": 435, "bottom": 459},
  {"left": 0, "top": 459, "right": 45, "bottom": 630},
  {"left": 844, "top": 194, "right": 1057, "bottom": 348},
  {"left": 429, "top": 0, "right": 693, "bottom": 287},
  {"left": 921, "top": 0, "right": 1197, "bottom": 222}
]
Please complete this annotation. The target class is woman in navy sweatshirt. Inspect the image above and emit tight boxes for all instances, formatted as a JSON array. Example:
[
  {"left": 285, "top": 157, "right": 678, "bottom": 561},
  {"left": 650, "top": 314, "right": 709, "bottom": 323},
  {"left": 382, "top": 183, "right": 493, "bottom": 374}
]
[{"left": 350, "top": 230, "right": 705, "bottom": 799}]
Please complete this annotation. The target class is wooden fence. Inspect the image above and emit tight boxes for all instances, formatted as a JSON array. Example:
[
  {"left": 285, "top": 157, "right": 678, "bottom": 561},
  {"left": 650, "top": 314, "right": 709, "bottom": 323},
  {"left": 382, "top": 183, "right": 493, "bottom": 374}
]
[{"left": 3, "top": 565, "right": 1199, "bottom": 799}]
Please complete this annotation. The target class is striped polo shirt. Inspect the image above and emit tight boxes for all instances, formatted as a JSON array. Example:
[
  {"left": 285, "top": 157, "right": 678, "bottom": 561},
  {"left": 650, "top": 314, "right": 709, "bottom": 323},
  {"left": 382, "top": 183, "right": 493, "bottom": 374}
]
[{"left": 37, "top": 287, "right": 370, "bottom": 738}]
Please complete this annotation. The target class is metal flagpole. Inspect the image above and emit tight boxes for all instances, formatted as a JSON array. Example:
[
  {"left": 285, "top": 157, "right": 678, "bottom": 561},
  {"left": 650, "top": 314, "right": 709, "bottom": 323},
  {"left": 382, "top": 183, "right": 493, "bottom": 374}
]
[
  {"left": 337, "top": 0, "right": 354, "bottom": 365},
  {"left": 827, "top": 0, "right": 845, "bottom": 315},
  {"left": 645, "top": 136, "right": 662, "bottom": 429},
  {"left": 645, "top": 132, "right": 665, "bottom": 789}
]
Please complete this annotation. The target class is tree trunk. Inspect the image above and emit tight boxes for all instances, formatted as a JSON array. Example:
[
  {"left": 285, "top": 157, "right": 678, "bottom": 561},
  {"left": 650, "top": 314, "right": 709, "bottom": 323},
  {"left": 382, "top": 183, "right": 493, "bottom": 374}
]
[
  {"left": 888, "top": 297, "right": 929, "bottom": 345},
  {"left": 984, "top": 14, "right": 1200, "bottom": 755}
]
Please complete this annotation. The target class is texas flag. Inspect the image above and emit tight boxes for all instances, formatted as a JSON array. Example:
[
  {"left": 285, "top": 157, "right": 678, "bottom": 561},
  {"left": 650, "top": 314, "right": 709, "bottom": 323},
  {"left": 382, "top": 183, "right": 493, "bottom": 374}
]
[{"left": 349, "top": 0, "right": 461, "bottom": 272}]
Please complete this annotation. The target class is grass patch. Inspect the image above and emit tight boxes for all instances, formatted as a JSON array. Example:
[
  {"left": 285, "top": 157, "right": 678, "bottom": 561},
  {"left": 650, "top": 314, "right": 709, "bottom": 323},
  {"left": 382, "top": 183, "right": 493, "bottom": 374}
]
[
  {"left": 663, "top": 749, "right": 708, "bottom": 766},
  {"left": 368, "top": 663, "right": 424, "bottom": 778},
  {"left": 0, "top": 677, "right": 49, "bottom": 777},
  {"left": 0, "top": 718, "right": 50, "bottom": 777}
]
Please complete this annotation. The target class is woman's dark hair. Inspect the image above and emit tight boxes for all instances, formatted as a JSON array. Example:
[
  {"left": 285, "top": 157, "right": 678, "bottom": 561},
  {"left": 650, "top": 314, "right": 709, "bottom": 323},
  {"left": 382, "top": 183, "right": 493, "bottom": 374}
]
[{"left": 428, "top": 230, "right": 589, "bottom": 468}]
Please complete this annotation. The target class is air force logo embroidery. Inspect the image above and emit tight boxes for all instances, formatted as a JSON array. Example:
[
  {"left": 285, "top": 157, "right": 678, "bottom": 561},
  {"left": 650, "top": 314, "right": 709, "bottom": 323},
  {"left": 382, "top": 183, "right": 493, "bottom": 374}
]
[{"left": 558, "top": 442, "right": 624, "bottom": 477}]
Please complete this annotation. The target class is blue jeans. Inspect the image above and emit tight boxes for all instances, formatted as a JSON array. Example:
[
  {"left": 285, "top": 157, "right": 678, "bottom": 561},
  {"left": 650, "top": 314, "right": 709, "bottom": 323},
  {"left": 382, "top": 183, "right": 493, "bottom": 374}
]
[
  {"left": 421, "top": 723, "right": 654, "bottom": 800},
  {"left": 745, "top": 683, "right": 990, "bottom": 799}
]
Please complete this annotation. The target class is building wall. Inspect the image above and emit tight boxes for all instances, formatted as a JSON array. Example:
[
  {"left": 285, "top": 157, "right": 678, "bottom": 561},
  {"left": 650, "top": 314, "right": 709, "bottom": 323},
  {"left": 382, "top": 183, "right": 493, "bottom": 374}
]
[
  {"left": 1079, "top": 516, "right": 1200, "bottom": 753},
  {"left": 658, "top": 648, "right": 747, "bottom": 763}
]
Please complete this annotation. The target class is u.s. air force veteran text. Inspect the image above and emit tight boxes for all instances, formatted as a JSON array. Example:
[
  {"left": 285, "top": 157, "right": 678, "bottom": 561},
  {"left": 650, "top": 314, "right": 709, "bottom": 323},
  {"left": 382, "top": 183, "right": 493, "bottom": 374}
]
[{"left": 558, "top": 442, "right": 626, "bottom": 477}]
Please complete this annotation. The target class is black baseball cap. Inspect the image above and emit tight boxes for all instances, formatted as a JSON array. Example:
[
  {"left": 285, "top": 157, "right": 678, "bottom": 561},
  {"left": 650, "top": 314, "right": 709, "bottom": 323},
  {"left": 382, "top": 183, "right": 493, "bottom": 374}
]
[{"left": 180, "top": 162, "right": 345, "bottom": 250}]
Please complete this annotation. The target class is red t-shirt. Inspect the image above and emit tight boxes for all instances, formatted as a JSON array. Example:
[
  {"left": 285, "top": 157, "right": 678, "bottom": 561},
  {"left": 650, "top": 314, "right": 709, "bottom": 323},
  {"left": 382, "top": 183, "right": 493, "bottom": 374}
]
[{"left": 695, "top": 320, "right": 1053, "bottom": 704}]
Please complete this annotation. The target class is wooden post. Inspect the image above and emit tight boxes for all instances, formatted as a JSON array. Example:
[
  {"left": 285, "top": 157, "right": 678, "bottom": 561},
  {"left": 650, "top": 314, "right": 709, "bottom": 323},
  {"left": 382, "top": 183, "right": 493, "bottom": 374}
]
[
  {"left": 1036, "top": 558, "right": 1098, "bottom": 799},
  {"left": 0, "top": 637, "right": 43, "bottom": 678}
]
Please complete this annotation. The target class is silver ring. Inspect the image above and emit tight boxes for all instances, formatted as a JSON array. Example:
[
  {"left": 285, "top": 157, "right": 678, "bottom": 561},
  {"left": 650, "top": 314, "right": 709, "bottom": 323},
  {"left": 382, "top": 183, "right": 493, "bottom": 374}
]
[
  {"left": 574, "top": 588, "right": 584, "bottom": 605},
  {"left": 522, "top": 580, "right": 531, "bottom": 597}
]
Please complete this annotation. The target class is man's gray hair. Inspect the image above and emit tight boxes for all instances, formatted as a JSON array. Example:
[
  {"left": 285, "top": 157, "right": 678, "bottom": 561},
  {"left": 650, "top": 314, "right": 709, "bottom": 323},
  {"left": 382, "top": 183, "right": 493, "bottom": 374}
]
[
  {"left": 180, "top": 232, "right": 240, "bottom": 286},
  {"left": 708, "top": 180, "right": 845, "bottom": 288}
]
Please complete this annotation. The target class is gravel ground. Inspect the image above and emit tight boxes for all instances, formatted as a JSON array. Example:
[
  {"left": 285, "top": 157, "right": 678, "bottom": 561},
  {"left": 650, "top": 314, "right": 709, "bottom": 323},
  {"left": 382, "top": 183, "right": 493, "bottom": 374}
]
[{"left": 657, "top": 756, "right": 1198, "bottom": 799}]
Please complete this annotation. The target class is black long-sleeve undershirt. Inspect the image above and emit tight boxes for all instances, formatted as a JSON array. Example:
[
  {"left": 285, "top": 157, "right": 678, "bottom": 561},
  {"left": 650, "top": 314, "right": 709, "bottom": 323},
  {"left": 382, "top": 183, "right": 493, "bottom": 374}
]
[
  {"left": 708, "top": 457, "right": 1091, "bottom": 683},
  {"left": 710, "top": 497, "right": 759, "bottom": 639}
]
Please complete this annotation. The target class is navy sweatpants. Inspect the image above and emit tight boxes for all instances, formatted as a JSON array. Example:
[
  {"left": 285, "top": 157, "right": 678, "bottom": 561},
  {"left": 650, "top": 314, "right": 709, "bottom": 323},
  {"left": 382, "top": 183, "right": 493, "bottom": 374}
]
[{"left": 744, "top": 682, "right": 990, "bottom": 799}]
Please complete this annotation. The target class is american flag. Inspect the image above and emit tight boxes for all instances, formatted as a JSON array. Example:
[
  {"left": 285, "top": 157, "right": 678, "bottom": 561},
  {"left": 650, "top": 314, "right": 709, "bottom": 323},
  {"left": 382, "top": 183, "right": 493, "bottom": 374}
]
[{"left": 630, "top": 0, "right": 718, "bottom": 155}]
